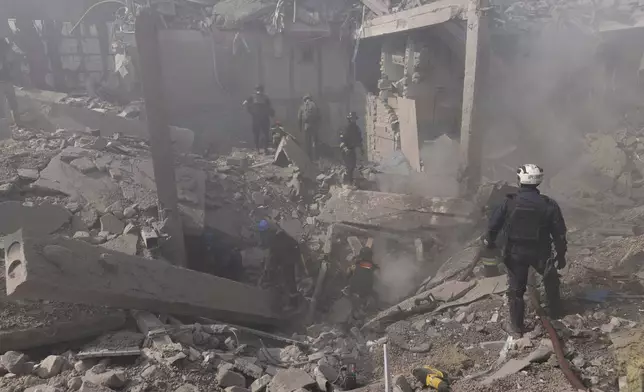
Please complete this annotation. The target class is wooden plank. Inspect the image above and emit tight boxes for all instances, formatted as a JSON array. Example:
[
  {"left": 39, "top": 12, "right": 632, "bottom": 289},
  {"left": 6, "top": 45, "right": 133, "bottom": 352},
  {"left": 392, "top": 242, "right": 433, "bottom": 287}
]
[
  {"left": 5, "top": 231, "right": 281, "bottom": 326},
  {"left": 362, "top": 0, "right": 468, "bottom": 38}
]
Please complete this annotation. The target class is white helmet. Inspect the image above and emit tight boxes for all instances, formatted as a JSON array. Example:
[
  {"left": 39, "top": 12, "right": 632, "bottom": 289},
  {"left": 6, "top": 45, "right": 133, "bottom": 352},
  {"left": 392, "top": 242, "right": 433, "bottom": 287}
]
[{"left": 517, "top": 164, "right": 544, "bottom": 186}]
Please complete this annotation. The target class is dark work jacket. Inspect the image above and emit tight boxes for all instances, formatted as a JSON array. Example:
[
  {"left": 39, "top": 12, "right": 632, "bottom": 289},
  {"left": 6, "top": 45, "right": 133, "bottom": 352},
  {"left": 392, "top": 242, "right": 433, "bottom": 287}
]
[
  {"left": 487, "top": 187, "right": 567, "bottom": 260},
  {"left": 340, "top": 122, "right": 362, "bottom": 150}
]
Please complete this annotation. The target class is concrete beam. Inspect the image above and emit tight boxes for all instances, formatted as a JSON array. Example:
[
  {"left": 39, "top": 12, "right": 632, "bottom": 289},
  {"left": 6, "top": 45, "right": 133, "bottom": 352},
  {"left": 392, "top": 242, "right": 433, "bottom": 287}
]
[
  {"left": 458, "top": 0, "right": 489, "bottom": 196},
  {"left": 5, "top": 230, "right": 281, "bottom": 326},
  {"left": 0, "top": 311, "right": 126, "bottom": 352},
  {"left": 362, "top": 0, "right": 468, "bottom": 38}
]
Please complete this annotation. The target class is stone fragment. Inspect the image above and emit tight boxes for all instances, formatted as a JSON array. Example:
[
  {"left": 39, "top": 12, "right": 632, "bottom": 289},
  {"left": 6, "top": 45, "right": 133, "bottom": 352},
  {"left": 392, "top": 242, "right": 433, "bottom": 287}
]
[
  {"left": 83, "top": 369, "right": 128, "bottom": 388},
  {"left": 140, "top": 365, "right": 161, "bottom": 380},
  {"left": 100, "top": 213, "right": 125, "bottom": 234},
  {"left": 1, "top": 351, "right": 29, "bottom": 375},
  {"left": 225, "top": 387, "right": 250, "bottom": 392},
  {"left": 217, "top": 368, "right": 246, "bottom": 388},
  {"left": 73, "top": 231, "right": 91, "bottom": 241},
  {"left": 393, "top": 374, "right": 412, "bottom": 392},
  {"left": 175, "top": 384, "right": 200, "bottom": 392},
  {"left": 24, "top": 386, "right": 63, "bottom": 392},
  {"left": 74, "top": 360, "right": 97, "bottom": 373},
  {"left": 234, "top": 358, "right": 263, "bottom": 379},
  {"left": 18, "top": 168, "right": 39, "bottom": 181},
  {"left": 68, "top": 377, "right": 83, "bottom": 391},
  {"left": 36, "top": 355, "right": 65, "bottom": 378},
  {"left": 124, "top": 204, "right": 138, "bottom": 218},
  {"left": 80, "top": 207, "right": 99, "bottom": 228},
  {"left": 251, "top": 374, "right": 272, "bottom": 392},
  {"left": 269, "top": 368, "right": 315, "bottom": 392},
  {"left": 101, "top": 234, "right": 138, "bottom": 255},
  {"left": 71, "top": 157, "right": 97, "bottom": 173},
  {"left": 79, "top": 381, "right": 114, "bottom": 392},
  {"left": 109, "top": 168, "right": 122, "bottom": 180}
]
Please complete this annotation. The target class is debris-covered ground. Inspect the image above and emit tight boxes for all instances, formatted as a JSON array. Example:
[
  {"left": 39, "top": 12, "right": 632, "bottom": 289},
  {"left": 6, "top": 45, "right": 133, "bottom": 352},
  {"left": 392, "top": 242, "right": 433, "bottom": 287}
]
[{"left": 2, "top": 92, "right": 644, "bottom": 392}]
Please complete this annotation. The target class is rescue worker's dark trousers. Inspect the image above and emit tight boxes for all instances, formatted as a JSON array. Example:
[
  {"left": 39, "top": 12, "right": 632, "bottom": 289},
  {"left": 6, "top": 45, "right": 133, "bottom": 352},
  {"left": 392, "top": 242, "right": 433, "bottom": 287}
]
[
  {"left": 504, "top": 252, "right": 561, "bottom": 328},
  {"left": 252, "top": 117, "right": 270, "bottom": 151},
  {"left": 342, "top": 148, "right": 357, "bottom": 184},
  {"left": 303, "top": 123, "right": 318, "bottom": 160}
]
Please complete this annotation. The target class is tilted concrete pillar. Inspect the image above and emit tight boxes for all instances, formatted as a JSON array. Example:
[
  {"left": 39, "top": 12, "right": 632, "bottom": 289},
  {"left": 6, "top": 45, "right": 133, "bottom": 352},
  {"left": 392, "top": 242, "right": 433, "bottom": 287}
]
[{"left": 5, "top": 230, "right": 281, "bottom": 326}]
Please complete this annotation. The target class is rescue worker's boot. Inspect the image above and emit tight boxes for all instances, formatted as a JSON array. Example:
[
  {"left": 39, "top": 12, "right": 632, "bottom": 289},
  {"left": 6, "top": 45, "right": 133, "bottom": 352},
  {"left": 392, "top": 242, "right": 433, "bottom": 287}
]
[
  {"left": 506, "top": 296, "right": 525, "bottom": 337},
  {"left": 544, "top": 274, "right": 563, "bottom": 319}
]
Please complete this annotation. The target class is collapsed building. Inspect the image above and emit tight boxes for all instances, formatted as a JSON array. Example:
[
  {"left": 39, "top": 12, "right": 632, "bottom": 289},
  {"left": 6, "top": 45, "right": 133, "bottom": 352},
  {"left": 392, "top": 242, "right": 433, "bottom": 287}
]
[{"left": 3, "top": 1, "right": 644, "bottom": 392}]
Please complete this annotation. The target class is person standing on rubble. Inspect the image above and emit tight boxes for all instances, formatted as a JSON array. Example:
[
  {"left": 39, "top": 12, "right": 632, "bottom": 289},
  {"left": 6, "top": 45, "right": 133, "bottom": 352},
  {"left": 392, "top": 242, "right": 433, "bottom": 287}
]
[
  {"left": 484, "top": 164, "right": 567, "bottom": 336},
  {"left": 0, "top": 38, "right": 20, "bottom": 126},
  {"left": 297, "top": 94, "right": 321, "bottom": 160},
  {"left": 243, "top": 85, "right": 275, "bottom": 154},
  {"left": 340, "top": 112, "right": 363, "bottom": 185},
  {"left": 258, "top": 220, "right": 300, "bottom": 311}
]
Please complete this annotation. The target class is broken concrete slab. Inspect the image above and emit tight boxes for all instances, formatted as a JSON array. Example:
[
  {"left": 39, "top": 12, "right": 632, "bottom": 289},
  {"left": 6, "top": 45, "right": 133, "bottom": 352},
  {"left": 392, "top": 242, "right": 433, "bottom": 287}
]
[
  {"left": 269, "top": 368, "right": 316, "bottom": 392},
  {"left": 17, "top": 168, "right": 39, "bottom": 181},
  {"left": 33, "top": 154, "right": 121, "bottom": 213},
  {"left": 279, "top": 219, "right": 304, "bottom": 240},
  {"left": 5, "top": 231, "right": 280, "bottom": 326},
  {"left": 430, "top": 246, "right": 480, "bottom": 285},
  {"left": 319, "top": 188, "right": 475, "bottom": 231},
  {"left": 77, "top": 331, "right": 144, "bottom": 359},
  {"left": 217, "top": 368, "right": 246, "bottom": 388},
  {"left": 100, "top": 234, "right": 138, "bottom": 256},
  {"left": 251, "top": 375, "right": 272, "bottom": 392},
  {"left": 274, "top": 137, "right": 318, "bottom": 181},
  {"left": 16, "top": 90, "right": 194, "bottom": 153},
  {"left": 482, "top": 358, "right": 531, "bottom": 385},
  {"left": 434, "top": 275, "right": 509, "bottom": 313},
  {"left": 71, "top": 157, "right": 97, "bottom": 174},
  {"left": 0, "top": 201, "right": 71, "bottom": 237},
  {"left": 430, "top": 280, "right": 477, "bottom": 302},
  {"left": 100, "top": 214, "right": 125, "bottom": 234},
  {"left": 0, "top": 311, "right": 126, "bottom": 352}
]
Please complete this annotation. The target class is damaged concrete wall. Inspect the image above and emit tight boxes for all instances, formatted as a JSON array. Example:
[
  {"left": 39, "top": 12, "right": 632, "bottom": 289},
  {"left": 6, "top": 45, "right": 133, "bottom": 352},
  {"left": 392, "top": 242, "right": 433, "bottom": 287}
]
[
  {"left": 157, "top": 29, "right": 351, "bottom": 151},
  {"left": 365, "top": 95, "right": 399, "bottom": 164}
]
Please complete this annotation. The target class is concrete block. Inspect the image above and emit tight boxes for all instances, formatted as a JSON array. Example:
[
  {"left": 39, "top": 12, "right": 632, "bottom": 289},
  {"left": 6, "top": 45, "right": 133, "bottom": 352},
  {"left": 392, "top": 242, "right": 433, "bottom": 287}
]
[
  {"left": 269, "top": 369, "right": 315, "bottom": 392},
  {"left": 251, "top": 375, "right": 272, "bottom": 392},
  {"left": 217, "top": 368, "right": 246, "bottom": 388},
  {"left": 100, "top": 214, "right": 125, "bottom": 234},
  {"left": 5, "top": 231, "right": 280, "bottom": 326},
  {"left": 36, "top": 355, "right": 65, "bottom": 378}
]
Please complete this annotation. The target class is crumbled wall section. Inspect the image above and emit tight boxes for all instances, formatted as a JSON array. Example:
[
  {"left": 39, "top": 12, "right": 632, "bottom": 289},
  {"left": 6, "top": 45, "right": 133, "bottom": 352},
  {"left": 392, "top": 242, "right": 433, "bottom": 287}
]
[{"left": 365, "top": 93, "right": 400, "bottom": 164}]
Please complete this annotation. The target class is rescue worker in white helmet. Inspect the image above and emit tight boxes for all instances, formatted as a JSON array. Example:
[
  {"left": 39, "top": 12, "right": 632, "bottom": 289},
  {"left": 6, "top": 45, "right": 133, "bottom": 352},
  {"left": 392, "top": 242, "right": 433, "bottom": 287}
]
[{"left": 484, "top": 164, "right": 568, "bottom": 336}]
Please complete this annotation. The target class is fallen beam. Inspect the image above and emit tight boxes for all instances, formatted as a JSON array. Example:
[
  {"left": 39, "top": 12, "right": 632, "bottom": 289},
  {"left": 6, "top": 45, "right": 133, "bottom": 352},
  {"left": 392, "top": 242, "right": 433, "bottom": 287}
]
[
  {"left": 5, "top": 230, "right": 281, "bottom": 326},
  {"left": 361, "top": 0, "right": 468, "bottom": 38},
  {"left": 0, "top": 311, "right": 126, "bottom": 352}
]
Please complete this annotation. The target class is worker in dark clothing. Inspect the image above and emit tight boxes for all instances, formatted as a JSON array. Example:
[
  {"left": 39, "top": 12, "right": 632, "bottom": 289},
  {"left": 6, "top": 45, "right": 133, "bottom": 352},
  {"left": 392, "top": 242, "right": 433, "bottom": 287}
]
[
  {"left": 340, "top": 112, "right": 363, "bottom": 185},
  {"left": 297, "top": 94, "right": 321, "bottom": 160},
  {"left": 243, "top": 85, "right": 275, "bottom": 154},
  {"left": 258, "top": 220, "right": 300, "bottom": 310},
  {"left": 485, "top": 164, "right": 567, "bottom": 336},
  {"left": 346, "top": 247, "right": 378, "bottom": 298},
  {"left": 0, "top": 39, "right": 20, "bottom": 125}
]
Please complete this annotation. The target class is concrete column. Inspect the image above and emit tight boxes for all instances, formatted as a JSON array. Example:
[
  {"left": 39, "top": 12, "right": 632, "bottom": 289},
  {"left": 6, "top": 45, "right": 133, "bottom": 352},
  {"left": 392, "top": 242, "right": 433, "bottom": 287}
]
[
  {"left": 135, "top": 9, "right": 187, "bottom": 266},
  {"left": 379, "top": 37, "right": 395, "bottom": 98},
  {"left": 458, "top": 0, "right": 489, "bottom": 197}
]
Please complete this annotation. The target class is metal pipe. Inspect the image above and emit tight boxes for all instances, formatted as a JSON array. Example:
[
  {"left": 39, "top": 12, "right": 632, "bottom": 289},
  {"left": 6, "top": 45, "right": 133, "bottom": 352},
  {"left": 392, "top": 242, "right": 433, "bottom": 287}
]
[
  {"left": 528, "top": 288, "right": 587, "bottom": 391},
  {"left": 383, "top": 344, "right": 390, "bottom": 392}
]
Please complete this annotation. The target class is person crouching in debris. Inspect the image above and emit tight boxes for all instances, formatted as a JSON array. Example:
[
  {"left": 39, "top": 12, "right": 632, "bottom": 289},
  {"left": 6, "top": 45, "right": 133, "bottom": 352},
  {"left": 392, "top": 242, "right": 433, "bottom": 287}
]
[
  {"left": 484, "top": 164, "right": 567, "bottom": 336},
  {"left": 298, "top": 94, "right": 321, "bottom": 160},
  {"left": 340, "top": 112, "right": 363, "bottom": 186},
  {"left": 345, "top": 247, "right": 379, "bottom": 312},
  {"left": 258, "top": 220, "right": 300, "bottom": 311},
  {"left": 243, "top": 85, "right": 275, "bottom": 154}
]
